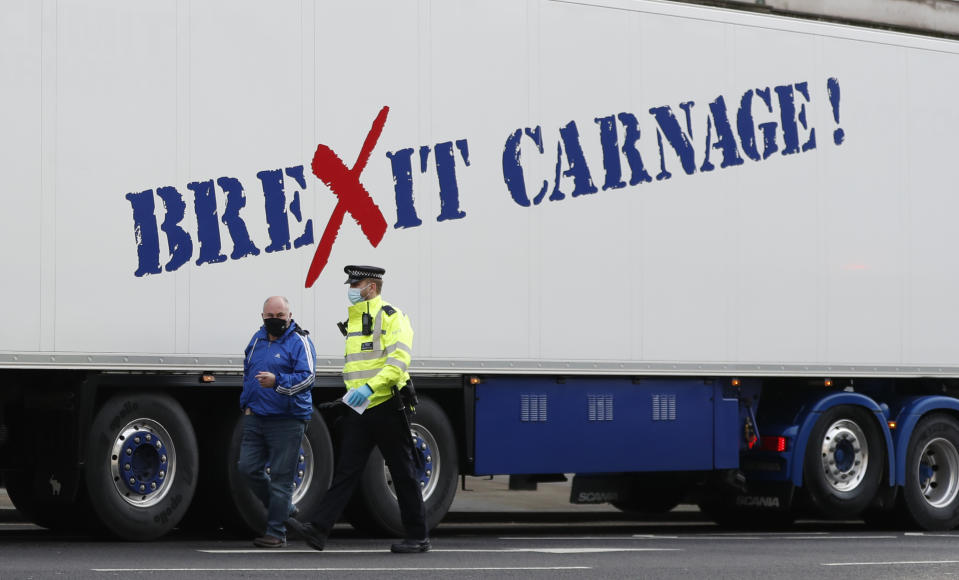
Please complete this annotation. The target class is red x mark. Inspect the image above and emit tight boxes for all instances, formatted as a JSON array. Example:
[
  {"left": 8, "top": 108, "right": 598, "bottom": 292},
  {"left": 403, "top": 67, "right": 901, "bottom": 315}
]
[{"left": 304, "top": 106, "right": 390, "bottom": 288}]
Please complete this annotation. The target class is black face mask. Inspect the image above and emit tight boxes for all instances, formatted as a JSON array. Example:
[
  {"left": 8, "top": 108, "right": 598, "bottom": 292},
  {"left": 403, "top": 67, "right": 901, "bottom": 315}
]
[{"left": 264, "top": 317, "right": 288, "bottom": 337}]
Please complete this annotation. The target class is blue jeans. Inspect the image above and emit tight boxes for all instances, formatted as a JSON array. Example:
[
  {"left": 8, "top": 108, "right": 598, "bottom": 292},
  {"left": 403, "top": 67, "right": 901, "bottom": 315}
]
[{"left": 237, "top": 414, "right": 307, "bottom": 539}]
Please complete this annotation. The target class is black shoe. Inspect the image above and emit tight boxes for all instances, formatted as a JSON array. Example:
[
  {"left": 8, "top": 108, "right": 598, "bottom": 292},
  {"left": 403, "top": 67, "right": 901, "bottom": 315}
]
[
  {"left": 300, "top": 523, "right": 326, "bottom": 551},
  {"left": 390, "top": 538, "right": 431, "bottom": 553},
  {"left": 253, "top": 535, "right": 287, "bottom": 548},
  {"left": 285, "top": 516, "right": 306, "bottom": 539}
]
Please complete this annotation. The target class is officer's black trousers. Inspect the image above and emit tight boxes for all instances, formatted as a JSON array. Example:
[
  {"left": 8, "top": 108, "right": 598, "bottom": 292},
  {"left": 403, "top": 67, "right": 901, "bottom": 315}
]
[{"left": 309, "top": 399, "right": 427, "bottom": 540}]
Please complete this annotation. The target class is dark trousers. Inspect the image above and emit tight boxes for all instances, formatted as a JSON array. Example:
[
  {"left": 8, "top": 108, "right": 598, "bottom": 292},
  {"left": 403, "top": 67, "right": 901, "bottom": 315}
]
[{"left": 311, "top": 399, "right": 427, "bottom": 540}]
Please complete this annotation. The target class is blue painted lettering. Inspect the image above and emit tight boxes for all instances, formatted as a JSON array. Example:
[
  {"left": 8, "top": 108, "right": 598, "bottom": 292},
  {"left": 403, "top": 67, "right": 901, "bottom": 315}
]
[
  {"left": 156, "top": 186, "right": 193, "bottom": 271},
  {"left": 776, "top": 82, "right": 816, "bottom": 155},
  {"left": 553, "top": 121, "right": 598, "bottom": 199},
  {"left": 189, "top": 180, "right": 227, "bottom": 266},
  {"left": 435, "top": 140, "right": 470, "bottom": 222},
  {"left": 649, "top": 101, "right": 696, "bottom": 180},
  {"left": 699, "top": 95, "right": 744, "bottom": 172},
  {"left": 216, "top": 177, "right": 260, "bottom": 260},
  {"left": 126, "top": 190, "right": 162, "bottom": 277},
  {"left": 617, "top": 113, "right": 653, "bottom": 186},
  {"left": 502, "top": 127, "right": 547, "bottom": 207},
  {"left": 387, "top": 148, "right": 423, "bottom": 228},
  {"left": 738, "top": 88, "right": 779, "bottom": 161}
]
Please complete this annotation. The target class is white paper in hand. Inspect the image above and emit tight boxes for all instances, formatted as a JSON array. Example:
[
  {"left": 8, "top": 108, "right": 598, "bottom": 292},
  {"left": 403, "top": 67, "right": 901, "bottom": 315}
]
[{"left": 343, "top": 390, "right": 370, "bottom": 414}]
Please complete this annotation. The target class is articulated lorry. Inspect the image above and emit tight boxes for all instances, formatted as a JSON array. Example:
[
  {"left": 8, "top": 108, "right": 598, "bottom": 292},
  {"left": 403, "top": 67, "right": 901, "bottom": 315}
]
[{"left": 4, "top": 0, "right": 959, "bottom": 540}]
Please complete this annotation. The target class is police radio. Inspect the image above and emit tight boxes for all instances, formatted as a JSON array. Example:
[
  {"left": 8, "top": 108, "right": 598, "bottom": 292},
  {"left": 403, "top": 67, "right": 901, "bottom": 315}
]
[{"left": 362, "top": 312, "right": 373, "bottom": 335}]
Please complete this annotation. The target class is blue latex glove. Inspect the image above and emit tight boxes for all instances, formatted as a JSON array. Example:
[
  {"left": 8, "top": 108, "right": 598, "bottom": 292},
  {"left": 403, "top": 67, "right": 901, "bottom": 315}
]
[{"left": 345, "top": 384, "right": 373, "bottom": 406}]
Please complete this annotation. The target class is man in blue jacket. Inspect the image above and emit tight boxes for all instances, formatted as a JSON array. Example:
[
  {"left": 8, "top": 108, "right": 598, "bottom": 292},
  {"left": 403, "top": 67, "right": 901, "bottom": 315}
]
[{"left": 238, "top": 295, "right": 316, "bottom": 548}]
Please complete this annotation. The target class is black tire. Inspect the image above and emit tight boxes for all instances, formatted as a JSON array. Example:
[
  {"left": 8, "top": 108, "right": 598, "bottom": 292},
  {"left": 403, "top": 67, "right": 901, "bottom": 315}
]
[
  {"left": 803, "top": 405, "right": 884, "bottom": 518},
  {"left": 85, "top": 393, "right": 198, "bottom": 541},
  {"left": 896, "top": 414, "right": 959, "bottom": 531},
  {"left": 223, "top": 408, "right": 334, "bottom": 536},
  {"left": 345, "top": 396, "right": 458, "bottom": 537}
]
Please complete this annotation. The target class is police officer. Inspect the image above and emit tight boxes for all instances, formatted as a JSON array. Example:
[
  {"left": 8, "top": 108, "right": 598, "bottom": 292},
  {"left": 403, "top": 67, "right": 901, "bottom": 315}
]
[{"left": 295, "top": 265, "right": 429, "bottom": 553}]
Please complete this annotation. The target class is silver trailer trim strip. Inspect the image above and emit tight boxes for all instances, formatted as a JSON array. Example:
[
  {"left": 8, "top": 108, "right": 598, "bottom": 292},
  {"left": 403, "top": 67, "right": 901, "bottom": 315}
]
[{"left": 2, "top": 353, "right": 959, "bottom": 378}]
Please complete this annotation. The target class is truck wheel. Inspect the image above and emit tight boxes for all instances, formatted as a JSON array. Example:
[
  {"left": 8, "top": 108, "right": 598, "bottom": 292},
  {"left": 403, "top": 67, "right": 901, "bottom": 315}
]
[
  {"left": 897, "top": 414, "right": 959, "bottom": 530},
  {"left": 224, "top": 409, "right": 334, "bottom": 535},
  {"left": 803, "top": 405, "right": 883, "bottom": 518},
  {"left": 85, "top": 394, "right": 198, "bottom": 540},
  {"left": 345, "top": 396, "right": 458, "bottom": 537}
]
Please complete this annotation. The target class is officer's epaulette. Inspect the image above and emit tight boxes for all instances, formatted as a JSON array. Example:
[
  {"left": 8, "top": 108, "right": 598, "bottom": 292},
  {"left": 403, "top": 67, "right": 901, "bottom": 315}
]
[{"left": 382, "top": 305, "right": 397, "bottom": 316}]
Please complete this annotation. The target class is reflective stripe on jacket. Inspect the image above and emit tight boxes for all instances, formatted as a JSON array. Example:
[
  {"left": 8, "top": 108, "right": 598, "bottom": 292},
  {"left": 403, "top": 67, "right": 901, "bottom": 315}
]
[{"left": 343, "top": 295, "right": 413, "bottom": 409}]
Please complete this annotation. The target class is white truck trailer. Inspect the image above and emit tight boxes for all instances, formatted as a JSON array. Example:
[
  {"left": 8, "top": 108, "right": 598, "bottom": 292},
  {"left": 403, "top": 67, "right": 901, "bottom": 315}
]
[{"left": 4, "top": 0, "right": 959, "bottom": 540}]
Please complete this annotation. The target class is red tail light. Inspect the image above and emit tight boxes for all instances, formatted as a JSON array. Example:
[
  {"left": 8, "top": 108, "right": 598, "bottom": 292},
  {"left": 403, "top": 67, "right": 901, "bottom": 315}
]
[{"left": 760, "top": 436, "right": 787, "bottom": 452}]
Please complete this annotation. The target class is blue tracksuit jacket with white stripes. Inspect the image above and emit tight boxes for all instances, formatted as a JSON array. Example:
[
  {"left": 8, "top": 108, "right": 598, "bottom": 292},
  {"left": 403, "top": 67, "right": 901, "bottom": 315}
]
[{"left": 241, "top": 320, "right": 316, "bottom": 419}]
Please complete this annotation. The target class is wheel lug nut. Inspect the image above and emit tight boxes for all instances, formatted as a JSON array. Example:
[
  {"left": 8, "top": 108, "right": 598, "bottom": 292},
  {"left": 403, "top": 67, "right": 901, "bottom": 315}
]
[
  {"left": 134, "top": 436, "right": 141, "bottom": 444},
  {"left": 159, "top": 471, "right": 165, "bottom": 479},
  {"left": 151, "top": 482, "right": 157, "bottom": 490},
  {"left": 145, "top": 434, "right": 152, "bottom": 441},
  {"left": 129, "top": 477, "right": 136, "bottom": 484},
  {"left": 156, "top": 441, "right": 162, "bottom": 449}
]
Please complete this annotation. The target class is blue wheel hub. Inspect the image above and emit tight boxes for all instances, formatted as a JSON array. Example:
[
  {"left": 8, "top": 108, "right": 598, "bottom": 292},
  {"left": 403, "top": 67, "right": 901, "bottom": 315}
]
[
  {"left": 383, "top": 425, "right": 441, "bottom": 502},
  {"left": 819, "top": 418, "right": 868, "bottom": 493},
  {"left": 413, "top": 433, "right": 434, "bottom": 489},
  {"left": 120, "top": 430, "right": 169, "bottom": 495},
  {"left": 265, "top": 443, "right": 313, "bottom": 504},
  {"left": 110, "top": 419, "right": 177, "bottom": 507},
  {"left": 834, "top": 441, "right": 854, "bottom": 472}
]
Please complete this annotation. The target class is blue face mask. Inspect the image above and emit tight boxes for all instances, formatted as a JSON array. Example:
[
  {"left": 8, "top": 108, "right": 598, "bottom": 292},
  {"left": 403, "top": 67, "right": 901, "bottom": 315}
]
[{"left": 348, "top": 285, "right": 369, "bottom": 305}]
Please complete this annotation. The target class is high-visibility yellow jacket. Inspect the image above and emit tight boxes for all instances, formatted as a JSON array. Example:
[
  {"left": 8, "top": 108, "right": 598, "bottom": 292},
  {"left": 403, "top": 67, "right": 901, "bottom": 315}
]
[{"left": 342, "top": 295, "right": 414, "bottom": 409}]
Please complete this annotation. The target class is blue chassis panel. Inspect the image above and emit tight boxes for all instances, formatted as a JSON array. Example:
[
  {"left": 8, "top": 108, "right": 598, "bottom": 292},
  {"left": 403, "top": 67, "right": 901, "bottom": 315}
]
[{"left": 474, "top": 376, "right": 739, "bottom": 475}]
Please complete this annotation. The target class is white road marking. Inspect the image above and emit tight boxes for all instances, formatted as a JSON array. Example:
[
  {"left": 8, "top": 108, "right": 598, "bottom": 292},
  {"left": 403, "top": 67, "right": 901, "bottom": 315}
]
[
  {"left": 639, "top": 535, "right": 897, "bottom": 541},
  {"left": 94, "top": 567, "right": 592, "bottom": 572},
  {"left": 824, "top": 560, "right": 959, "bottom": 567},
  {"left": 501, "top": 534, "right": 895, "bottom": 541},
  {"left": 200, "top": 547, "right": 679, "bottom": 554},
  {"left": 501, "top": 536, "right": 672, "bottom": 540}
]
